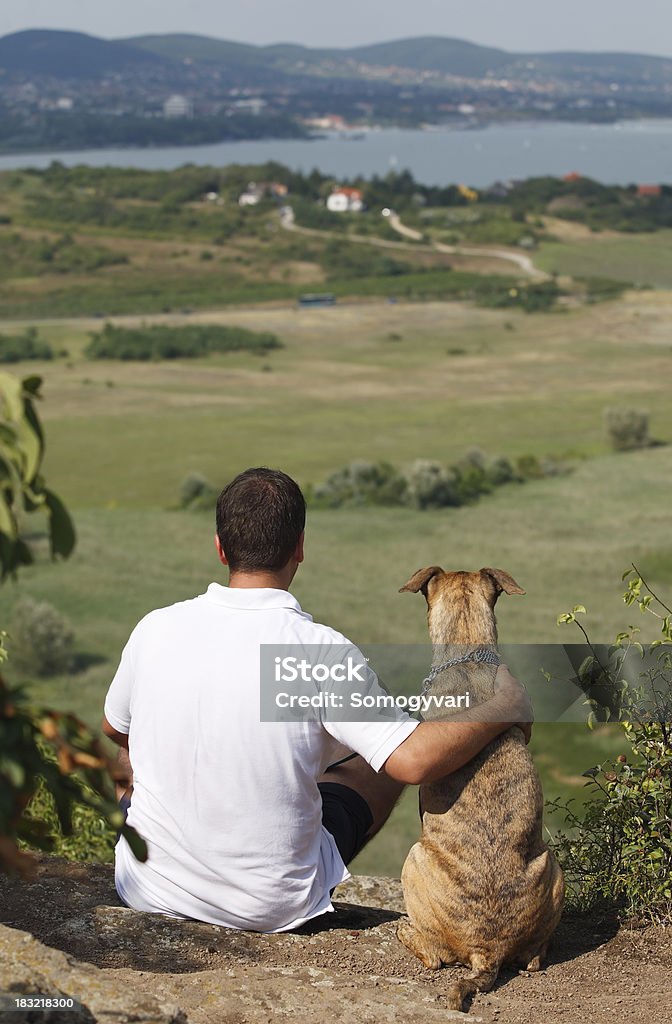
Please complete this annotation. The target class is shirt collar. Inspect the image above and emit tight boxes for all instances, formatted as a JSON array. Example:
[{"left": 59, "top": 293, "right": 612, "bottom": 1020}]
[{"left": 203, "top": 582, "right": 310, "bottom": 617}]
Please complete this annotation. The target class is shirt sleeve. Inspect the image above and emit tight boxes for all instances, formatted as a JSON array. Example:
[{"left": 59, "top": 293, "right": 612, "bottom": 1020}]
[
  {"left": 317, "top": 639, "right": 420, "bottom": 772},
  {"left": 328, "top": 715, "right": 420, "bottom": 773},
  {"left": 103, "top": 632, "right": 136, "bottom": 734}
]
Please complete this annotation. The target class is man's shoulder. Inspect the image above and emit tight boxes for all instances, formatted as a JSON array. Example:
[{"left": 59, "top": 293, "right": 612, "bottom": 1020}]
[
  {"left": 295, "top": 616, "right": 356, "bottom": 648},
  {"left": 128, "top": 594, "right": 206, "bottom": 638}
]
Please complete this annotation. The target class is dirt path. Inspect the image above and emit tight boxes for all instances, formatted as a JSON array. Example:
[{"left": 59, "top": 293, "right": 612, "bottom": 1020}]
[
  {"left": 387, "top": 212, "right": 550, "bottom": 280},
  {"left": 279, "top": 206, "right": 549, "bottom": 280}
]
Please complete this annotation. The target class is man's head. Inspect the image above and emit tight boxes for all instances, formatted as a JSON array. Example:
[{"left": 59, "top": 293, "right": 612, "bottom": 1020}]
[{"left": 215, "top": 468, "right": 306, "bottom": 574}]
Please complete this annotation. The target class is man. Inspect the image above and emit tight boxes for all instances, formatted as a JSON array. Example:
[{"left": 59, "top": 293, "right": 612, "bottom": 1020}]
[{"left": 102, "top": 467, "right": 532, "bottom": 932}]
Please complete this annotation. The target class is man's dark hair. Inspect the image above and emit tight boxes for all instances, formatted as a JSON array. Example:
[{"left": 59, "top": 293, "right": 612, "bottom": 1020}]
[{"left": 216, "top": 468, "right": 306, "bottom": 572}]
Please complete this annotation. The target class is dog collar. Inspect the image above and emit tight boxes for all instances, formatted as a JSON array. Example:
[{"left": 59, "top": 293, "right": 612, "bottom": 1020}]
[{"left": 421, "top": 647, "right": 501, "bottom": 697}]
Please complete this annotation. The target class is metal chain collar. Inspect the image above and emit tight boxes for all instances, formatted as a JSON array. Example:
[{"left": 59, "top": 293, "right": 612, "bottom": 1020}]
[{"left": 421, "top": 647, "right": 501, "bottom": 697}]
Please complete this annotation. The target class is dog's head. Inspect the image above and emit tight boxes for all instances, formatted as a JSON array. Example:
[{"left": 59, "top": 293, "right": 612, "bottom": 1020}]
[{"left": 399, "top": 566, "right": 525, "bottom": 643}]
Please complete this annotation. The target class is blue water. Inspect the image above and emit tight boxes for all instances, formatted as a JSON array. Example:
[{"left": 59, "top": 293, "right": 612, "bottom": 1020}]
[{"left": 0, "top": 120, "right": 670, "bottom": 186}]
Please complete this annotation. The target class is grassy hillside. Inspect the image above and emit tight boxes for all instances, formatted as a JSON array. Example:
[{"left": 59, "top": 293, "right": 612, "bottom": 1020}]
[
  {"left": 537, "top": 231, "right": 672, "bottom": 288},
  {"left": 1, "top": 288, "right": 669, "bottom": 874}
]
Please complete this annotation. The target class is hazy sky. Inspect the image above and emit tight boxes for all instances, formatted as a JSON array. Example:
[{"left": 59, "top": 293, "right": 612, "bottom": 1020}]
[{"left": 2, "top": 1, "right": 672, "bottom": 58}]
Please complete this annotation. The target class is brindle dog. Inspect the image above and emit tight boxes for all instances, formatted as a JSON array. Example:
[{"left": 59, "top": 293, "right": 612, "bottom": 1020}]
[{"left": 397, "top": 567, "right": 564, "bottom": 1011}]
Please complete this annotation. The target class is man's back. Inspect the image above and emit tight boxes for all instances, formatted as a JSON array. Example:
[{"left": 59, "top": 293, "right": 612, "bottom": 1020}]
[{"left": 105, "top": 584, "right": 414, "bottom": 931}]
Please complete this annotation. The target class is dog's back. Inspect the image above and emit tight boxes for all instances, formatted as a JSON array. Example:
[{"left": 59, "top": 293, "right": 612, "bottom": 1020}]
[{"left": 397, "top": 568, "right": 564, "bottom": 1010}]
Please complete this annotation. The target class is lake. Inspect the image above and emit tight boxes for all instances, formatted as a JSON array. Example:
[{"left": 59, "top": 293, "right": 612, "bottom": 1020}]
[{"left": 0, "top": 120, "right": 671, "bottom": 186}]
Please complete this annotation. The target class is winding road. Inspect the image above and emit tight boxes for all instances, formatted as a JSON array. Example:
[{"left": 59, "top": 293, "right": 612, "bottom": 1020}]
[{"left": 279, "top": 207, "right": 549, "bottom": 281}]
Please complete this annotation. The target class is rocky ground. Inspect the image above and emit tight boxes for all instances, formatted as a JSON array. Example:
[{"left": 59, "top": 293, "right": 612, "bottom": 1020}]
[{"left": 0, "top": 857, "right": 670, "bottom": 1023}]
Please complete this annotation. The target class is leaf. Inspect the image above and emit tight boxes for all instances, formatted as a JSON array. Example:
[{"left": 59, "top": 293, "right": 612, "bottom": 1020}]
[
  {"left": 120, "top": 824, "right": 148, "bottom": 863},
  {"left": 572, "top": 605, "right": 587, "bottom": 615},
  {"left": 20, "top": 376, "right": 42, "bottom": 398},
  {"left": 19, "top": 397, "right": 44, "bottom": 482},
  {"left": 0, "top": 757, "right": 25, "bottom": 787},
  {"left": 15, "top": 411, "right": 42, "bottom": 485},
  {"left": 44, "top": 489, "right": 76, "bottom": 560},
  {"left": 0, "top": 372, "right": 25, "bottom": 424},
  {"left": 578, "top": 655, "right": 595, "bottom": 682},
  {"left": 0, "top": 492, "right": 15, "bottom": 539}
]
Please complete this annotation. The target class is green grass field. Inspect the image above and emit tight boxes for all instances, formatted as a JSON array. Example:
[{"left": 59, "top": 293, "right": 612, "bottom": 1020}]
[
  {"left": 536, "top": 230, "right": 672, "bottom": 288},
  {"left": 1, "top": 288, "right": 670, "bottom": 875}
]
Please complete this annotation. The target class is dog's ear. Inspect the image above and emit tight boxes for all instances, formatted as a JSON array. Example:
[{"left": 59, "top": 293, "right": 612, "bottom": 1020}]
[
  {"left": 399, "top": 566, "right": 444, "bottom": 595},
  {"left": 480, "top": 568, "right": 526, "bottom": 596}
]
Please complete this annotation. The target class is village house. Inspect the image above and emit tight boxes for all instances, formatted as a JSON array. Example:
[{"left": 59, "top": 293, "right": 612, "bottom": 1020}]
[
  {"left": 637, "top": 184, "right": 662, "bottom": 198},
  {"left": 238, "top": 182, "right": 289, "bottom": 206},
  {"left": 326, "top": 187, "right": 364, "bottom": 213},
  {"left": 163, "top": 95, "right": 193, "bottom": 119}
]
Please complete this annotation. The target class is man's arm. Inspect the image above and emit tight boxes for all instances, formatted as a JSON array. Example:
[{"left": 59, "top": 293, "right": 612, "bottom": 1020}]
[
  {"left": 101, "top": 715, "right": 129, "bottom": 750},
  {"left": 382, "top": 665, "right": 533, "bottom": 785},
  {"left": 102, "top": 717, "right": 133, "bottom": 801}
]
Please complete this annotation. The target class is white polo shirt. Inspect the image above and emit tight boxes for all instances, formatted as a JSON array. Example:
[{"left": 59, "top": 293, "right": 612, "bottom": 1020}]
[{"left": 104, "top": 583, "right": 418, "bottom": 932}]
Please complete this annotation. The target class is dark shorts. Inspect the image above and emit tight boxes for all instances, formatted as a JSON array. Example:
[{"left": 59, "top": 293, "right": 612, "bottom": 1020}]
[
  {"left": 318, "top": 781, "right": 373, "bottom": 865},
  {"left": 118, "top": 783, "right": 373, "bottom": 867}
]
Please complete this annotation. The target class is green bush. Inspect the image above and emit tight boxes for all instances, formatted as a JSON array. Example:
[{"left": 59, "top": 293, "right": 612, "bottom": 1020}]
[
  {"left": 311, "top": 460, "right": 407, "bottom": 508},
  {"left": 485, "top": 454, "right": 518, "bottom": 486},
  {"left": 0, "top": 371, "right": 143, "bottom": 878},
  {"left": 9, "top": 596, "right": 74, "bottom": 677},
  {"left": 311, "top": 449, "right": 568, "bottom": 510},
  {"left": 320, "top": 239, "right": 411, "bottom": 279},
  {"left": 86, "top": 323, "right": 282, "bottom": 361},
  {"left": 0, "top": 328, "right": 54, "bottom": 363},
  {"left": 179, "top": 472, "right": 218, "bottom": 510},
  {"left": 604, "top": 407, "right": 651, "bottom": 452},
  {"left": 20, "top": 777, "right": 116, "bottom": 864},
  {"left": 403, "top": 459, "right": 461, "bottom": 509},
  {"left": 475, "top": 280, "right": 562, "bottom": 313},
  {"left": 551, "top": 571, "right": 672, "bottom": 923}
]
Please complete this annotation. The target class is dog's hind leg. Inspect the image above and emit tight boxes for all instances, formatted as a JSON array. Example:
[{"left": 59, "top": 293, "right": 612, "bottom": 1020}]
[{"left": 396, "top": 919, "right": 445, "bottom": 970}]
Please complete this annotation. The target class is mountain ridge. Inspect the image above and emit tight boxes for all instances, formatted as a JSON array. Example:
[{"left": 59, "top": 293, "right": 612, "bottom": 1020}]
[
  {"left": 2, "top": 29, "right": 672, "bottom": 83},
  {"left": 0, "top": 29, "right": 167, "bottom": 79}
]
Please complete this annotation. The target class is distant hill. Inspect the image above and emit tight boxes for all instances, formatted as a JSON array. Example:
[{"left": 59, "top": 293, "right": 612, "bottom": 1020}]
[
  {"left": 123, "top": 33, "right": 514, "bottom": 77},
  {"left": 3, "top": 29, "right": 672, "bottom": 88},
  {"left": 0, "top": 29, "right": 166, "bottom": 78},
  {"left": 123, "top": 32, "right": 672, "bottom": 82},
  {"left": 122, "top": 33, "right": 263, "bottom": 69}
]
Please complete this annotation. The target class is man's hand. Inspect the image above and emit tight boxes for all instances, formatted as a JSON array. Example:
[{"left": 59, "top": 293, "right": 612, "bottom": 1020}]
[
  {"left": 493, "top": 664, "right": 534, "bottom": 744},
  {"left": 384, "top": 665, "right": 534, "bottom": 784}
]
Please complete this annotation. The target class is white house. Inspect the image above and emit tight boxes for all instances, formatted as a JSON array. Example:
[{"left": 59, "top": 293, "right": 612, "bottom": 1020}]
[
  {"left": 238, "top": 181, "right": 289, "bottom": 207},
  {"left": 326, "top": 187, "right": 364, "bottom": 213},
  {"left": 163, "top": 95, "right": 193, "bottom": 119}
]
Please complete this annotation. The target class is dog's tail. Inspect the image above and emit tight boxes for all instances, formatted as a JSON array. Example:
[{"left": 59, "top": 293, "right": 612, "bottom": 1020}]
[{"left": 446, "top": 956, "right": 501, "bottom": 1011}]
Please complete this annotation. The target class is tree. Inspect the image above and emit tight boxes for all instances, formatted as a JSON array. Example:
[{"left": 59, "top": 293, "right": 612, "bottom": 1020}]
[{"left": 0, "top": 371, "right": 146, "bottom": 875}]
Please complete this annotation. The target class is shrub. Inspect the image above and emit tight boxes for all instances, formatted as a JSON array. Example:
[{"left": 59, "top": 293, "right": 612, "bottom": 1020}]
[
  {"left": 0, "top": 371, "right": 143, "bottom": 878},
  {"left": 85, "top": 322, "right": 282, "bottom": 361},
  {"left": 485, "top": 454, "right": 518, "bottom": 486},
  {"left": 516, "top": 453, "right": 545, "bottom": 479},
  {"left": 403, "top": 460, "right": 461, "bottom": 509},
  {"left": 10, "top": 597, "right": 74, "bottom": 677},
  {"left": 0, "top": 328, "right": 54, "bottom": 363},
  {"left": 312, "top": 460, "right": 407, "bottom": 508},
  {"left": 311, "top": 449, "right": 570, "bottom": 510},
  {"left": 604, "top": 407, "right": 651, "bottom": 451},
  {"left": 179, "top": 472, "right": 218, "bottom": 510},
  {"left": 20, "top": 777, "right": 116, "bottom": 864},
  {"left": 551, "top": 570, "right": 672, "bottom": 923}
]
